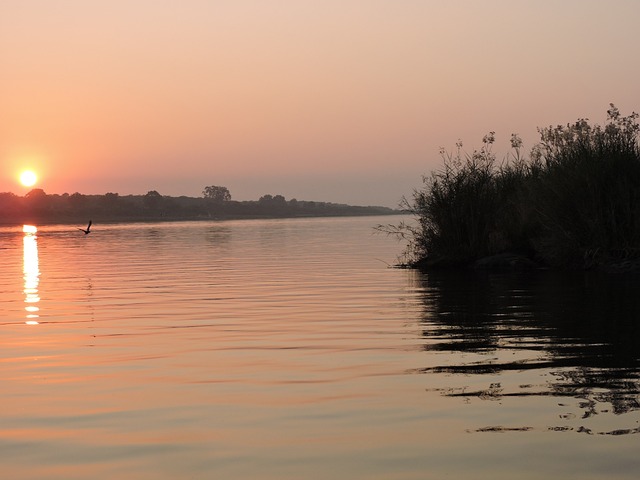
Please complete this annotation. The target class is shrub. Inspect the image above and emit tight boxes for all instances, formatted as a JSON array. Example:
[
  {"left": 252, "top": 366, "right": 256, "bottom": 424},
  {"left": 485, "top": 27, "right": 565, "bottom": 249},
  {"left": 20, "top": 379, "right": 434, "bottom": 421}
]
[
  {"left": 384, "top": 105, "right": 640, "bottom": 269},
  {"left": 531, "top": 105, "right": 640, "bottom": 266}
]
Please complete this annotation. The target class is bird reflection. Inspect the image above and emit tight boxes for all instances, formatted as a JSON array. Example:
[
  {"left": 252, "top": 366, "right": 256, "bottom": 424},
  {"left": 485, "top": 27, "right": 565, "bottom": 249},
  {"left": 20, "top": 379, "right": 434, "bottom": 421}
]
[{"left": 23, "top": 225, "right": 40, "bottom": 324}]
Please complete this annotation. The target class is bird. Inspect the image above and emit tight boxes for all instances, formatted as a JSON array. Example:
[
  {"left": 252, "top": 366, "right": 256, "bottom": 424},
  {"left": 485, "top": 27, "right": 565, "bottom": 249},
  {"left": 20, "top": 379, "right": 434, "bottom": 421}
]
[{"left": 77, "top": 220, "right": 92, "bottom": 235}]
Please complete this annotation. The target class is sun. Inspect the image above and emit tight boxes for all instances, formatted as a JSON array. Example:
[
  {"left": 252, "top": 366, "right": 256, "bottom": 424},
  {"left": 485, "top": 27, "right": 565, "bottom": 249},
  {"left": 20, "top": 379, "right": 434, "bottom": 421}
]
[{"left": 19, "top": 170, "right": 38, "bottom": 187}]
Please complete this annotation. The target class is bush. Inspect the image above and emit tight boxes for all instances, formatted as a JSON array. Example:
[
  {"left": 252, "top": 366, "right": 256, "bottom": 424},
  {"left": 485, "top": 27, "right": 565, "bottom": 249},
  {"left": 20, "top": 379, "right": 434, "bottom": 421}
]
[
  {"left": 531, "top": 105, "right": 640, "bottom": 266},
  {"left": 385, "top": 105, "right": 640, "bottom": 269}
]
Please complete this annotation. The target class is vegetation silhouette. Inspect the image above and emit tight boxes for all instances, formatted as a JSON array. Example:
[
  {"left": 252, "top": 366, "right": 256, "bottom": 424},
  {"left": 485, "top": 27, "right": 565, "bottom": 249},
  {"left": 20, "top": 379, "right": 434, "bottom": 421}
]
[
  {"left": 382, "top": 105, "right": 640, "bottom": 270},
  {"left": 0, "top": 187, "right": 397, "bottom": 225}
]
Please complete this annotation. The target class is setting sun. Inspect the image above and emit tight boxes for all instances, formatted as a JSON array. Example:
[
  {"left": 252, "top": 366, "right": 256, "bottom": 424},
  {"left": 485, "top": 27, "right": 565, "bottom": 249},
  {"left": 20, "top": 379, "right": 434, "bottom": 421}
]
[{"left": 19, "top": 170, "right": 37, "bottom": 187}]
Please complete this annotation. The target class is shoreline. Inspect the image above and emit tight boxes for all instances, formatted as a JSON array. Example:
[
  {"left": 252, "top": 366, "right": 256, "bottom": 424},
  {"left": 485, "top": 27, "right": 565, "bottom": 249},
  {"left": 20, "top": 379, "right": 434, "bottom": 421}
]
[
  {"left": 408, "top": 252, "right": 640, "bottom": 274},
  {"left": 1, "top": 210, "right": 403, "bottom": 227}
]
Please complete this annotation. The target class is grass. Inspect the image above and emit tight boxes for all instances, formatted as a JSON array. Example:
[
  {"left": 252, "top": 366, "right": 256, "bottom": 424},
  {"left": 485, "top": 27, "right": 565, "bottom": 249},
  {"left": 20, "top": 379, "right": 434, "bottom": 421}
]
[{"left": 382, "top": 105, "right": 640, "bottom": 269}]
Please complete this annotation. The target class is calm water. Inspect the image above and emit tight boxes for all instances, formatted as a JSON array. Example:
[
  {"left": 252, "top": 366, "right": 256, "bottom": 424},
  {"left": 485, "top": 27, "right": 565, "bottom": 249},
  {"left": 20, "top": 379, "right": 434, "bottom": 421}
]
[{"left": 0, "top": 216, "right": 639, "bottom": 479}]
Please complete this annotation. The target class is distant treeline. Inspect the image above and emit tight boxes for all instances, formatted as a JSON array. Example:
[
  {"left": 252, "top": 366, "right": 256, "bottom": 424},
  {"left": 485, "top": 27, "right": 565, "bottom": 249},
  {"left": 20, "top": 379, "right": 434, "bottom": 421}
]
[{"left": 0, "top": 188, "right": 398, "bottom": 224}]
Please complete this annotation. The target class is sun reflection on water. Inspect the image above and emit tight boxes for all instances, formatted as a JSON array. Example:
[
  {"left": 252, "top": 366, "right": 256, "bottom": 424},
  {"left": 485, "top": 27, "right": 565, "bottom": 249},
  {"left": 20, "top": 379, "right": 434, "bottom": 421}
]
[{"left": 23, "top": 225, "right": 40, "bottom": 324}]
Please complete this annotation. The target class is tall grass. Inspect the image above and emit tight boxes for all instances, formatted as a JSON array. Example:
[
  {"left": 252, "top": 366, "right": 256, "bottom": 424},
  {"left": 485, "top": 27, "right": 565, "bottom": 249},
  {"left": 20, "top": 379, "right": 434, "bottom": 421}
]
[{"left": 385, "top": 105, "right": 640, "bottom": 269}]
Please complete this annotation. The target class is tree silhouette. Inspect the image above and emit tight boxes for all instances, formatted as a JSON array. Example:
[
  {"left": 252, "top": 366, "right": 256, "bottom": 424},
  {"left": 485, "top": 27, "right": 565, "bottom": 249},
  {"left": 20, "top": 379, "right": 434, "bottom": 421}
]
[
  {"left": 202, "top": 185, "right": 231, "bottom": 204},
  {"left": 143, "top": 190, "right": 163, "bottom": 212},
  {"left": 25, "top": 188, "right": 47, "bottom": 200}
]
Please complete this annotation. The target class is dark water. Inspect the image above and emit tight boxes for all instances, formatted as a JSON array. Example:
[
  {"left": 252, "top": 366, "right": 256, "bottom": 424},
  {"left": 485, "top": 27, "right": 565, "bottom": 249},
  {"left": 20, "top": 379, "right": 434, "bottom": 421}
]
[
  {"left": 0, "top": 217, "right": 638, "bottom": 479},
  {"left": 415, "top": 270, "right": 640, "bottom": 435}
]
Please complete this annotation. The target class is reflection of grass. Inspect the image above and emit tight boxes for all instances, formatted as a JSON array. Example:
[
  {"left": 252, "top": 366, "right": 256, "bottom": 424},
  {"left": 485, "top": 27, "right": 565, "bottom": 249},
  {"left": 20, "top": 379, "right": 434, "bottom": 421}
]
[
  {"left": 386, "top": 105, "right": 640, "bottom": 269},
  {"left": 415, "top": 268, "right": 640, "bottom": 435},
  {"left": 472, "top": 426, "right": 533, "bottom": 433},
  {"left": 472, "top": 425, "right": 640, "bottom": 435}
]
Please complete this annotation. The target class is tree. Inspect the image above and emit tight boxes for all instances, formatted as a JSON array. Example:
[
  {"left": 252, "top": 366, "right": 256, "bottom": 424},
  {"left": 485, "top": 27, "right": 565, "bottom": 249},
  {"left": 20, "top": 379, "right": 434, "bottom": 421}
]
[
  {"left": 25, "top": 188, "right": 47, "bottom": 200},
  {"left": 69, "top": 192, "right": 86, "bottom": 208},
  {"left": 0, "top": 192, "right": 20, "bottom": 218},
  {"left": 24, "top": 188, "right": 49, "bottom": 214},
  {"left": 103, "top": 192, "right": 119, "bottom": 205},
  {"left": 202, "top": 185, "right": 231, "bottom": 203},
  {"left": 259, "top": 194, "right": 286, "bottom": 207},
  {"left": 143, "top": 190, "right": 163, "bottom": 211},
  {"left": 0, "top": 192, "right": 19, "bottom": 205}
]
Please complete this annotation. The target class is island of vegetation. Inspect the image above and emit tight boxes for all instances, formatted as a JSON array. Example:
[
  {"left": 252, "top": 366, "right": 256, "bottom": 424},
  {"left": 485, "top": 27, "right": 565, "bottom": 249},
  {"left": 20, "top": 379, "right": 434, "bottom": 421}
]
[
  {"left": 382, "top": 105, "right": 640, "bottom": 272},
  {"left": 0, "top": 186, "right": 398, "bottom": 225}
]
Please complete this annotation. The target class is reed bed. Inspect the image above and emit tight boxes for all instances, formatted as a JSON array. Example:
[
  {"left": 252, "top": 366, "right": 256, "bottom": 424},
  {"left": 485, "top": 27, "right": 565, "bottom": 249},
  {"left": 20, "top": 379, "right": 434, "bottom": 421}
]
[{"left": 385, "top": 105, "right": 640, "bottom": 269}]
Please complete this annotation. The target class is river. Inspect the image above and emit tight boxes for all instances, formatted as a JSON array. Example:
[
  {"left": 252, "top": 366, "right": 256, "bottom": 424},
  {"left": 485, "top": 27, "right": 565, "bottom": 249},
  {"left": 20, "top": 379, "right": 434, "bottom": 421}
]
[{"left": 0, "top": 216, "right": 638, "bottom": 479}]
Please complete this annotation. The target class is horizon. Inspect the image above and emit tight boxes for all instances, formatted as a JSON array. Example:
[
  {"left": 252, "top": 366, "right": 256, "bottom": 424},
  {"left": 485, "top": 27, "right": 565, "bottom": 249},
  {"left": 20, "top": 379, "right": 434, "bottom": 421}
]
[
  {"left": 2, "top": 1, "right": 639, "bottom": 208},
  {"left": 3, "top": 184, "right": 399, "bottom": 208}
]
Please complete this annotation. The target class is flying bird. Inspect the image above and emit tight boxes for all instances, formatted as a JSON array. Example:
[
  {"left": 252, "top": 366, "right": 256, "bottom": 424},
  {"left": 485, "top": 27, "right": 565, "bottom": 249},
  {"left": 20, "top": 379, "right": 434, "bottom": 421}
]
[{"left": 78, "top": 220, "right": 92, "bottom": 235}]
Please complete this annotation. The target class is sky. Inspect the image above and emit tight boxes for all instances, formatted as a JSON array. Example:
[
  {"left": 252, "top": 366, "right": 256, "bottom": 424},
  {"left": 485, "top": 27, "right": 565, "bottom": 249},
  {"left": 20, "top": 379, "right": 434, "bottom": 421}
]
[{"left": 1, "top": 0, "right": 639, "bottom": 207}]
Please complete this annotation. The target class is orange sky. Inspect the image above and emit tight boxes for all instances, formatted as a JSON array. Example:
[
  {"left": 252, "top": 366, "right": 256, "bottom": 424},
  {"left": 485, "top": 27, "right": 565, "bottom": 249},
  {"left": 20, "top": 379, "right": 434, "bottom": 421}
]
[{"left": 1, "top": 0, "right": 639, "bottom": 206}]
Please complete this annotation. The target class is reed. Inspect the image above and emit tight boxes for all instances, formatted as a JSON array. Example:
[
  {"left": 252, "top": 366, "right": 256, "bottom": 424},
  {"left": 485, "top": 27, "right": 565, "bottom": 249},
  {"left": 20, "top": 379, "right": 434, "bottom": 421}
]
[
  {"left": 532, "top": 105, "right": 640, "bottom": 267},
  {"left": 386, "top": 105, "right": 640, "bottom": 269}
]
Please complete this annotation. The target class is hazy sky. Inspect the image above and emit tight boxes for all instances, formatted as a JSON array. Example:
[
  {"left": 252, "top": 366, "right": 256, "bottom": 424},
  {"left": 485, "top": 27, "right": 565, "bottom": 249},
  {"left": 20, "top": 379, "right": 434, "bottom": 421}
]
[{"left": 1, "top": 0, "right": 639, "bottom": 206}]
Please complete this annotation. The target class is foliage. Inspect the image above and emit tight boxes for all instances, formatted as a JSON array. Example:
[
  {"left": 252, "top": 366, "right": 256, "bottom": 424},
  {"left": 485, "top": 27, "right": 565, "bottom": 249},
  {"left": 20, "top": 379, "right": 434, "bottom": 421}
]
[
  {"left": 202, "top": 185, "right": 231, "bottom": 203},
  {"left": 385, "top": 105, "right": 640, "bottom": 269},
  {"left": 0, "top": 189, "right": 396, "bottom": 224},
  {"left": 143, "top": 190, "right": 163, "bottom": 211},
  {"left": 531, "top": 105, "right": 640, "bottom": 266}
]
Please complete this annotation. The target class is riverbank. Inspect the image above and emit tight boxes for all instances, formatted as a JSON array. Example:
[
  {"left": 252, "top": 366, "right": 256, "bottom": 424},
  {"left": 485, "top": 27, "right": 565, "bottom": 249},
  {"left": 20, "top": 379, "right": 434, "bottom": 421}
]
[
  {"left": 2, "top": 210, "right": 403, "bottom": 227},
  {"left": 0, "top": 190, "right": 400, "bottom": 226},
  {"left": 410, "top": 251, "right": 640, "bottom": 274}
]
